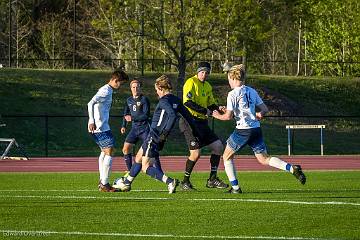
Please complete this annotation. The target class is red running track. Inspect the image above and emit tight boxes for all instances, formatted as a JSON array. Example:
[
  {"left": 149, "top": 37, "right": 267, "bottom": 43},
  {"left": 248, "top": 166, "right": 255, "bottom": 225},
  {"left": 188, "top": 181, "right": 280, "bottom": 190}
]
[{"left": 0, "top": 155, "right": 359, "bottom": 172}]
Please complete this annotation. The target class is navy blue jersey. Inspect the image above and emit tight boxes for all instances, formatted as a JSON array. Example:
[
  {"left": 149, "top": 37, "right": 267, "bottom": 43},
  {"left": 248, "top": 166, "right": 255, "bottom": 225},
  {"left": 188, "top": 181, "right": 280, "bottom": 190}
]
[
  {"left": 148, "top": 93, "right": 196, "bottom": 143},
  {"left": 121, "top": 95, "right": 150, "bottom": 128}
]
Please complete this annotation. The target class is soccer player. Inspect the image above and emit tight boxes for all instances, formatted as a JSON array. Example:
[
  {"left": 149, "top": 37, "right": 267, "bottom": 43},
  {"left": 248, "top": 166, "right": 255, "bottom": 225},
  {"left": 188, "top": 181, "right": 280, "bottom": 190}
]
[
  {"left": 115, "top": 75, "right": 198, "bottom": 193},
  {"left": 212, "top": 64, "right": 306, "bottom": 193},
  {"left": 179, "top": 61, "right": 228, "bottom": 190},
  {"left": 120, "top": 79, "right": 162, "bottom": 173},
  {"left": 87, "top": 70, "right": 129, "bottom": 192}
]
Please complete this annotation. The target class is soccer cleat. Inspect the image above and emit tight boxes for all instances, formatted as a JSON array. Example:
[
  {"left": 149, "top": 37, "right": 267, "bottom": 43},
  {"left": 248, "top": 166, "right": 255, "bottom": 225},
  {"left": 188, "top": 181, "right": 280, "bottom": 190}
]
[
  {"left": 226, "top": 187, "right": 242, "bottom": 194},
  {"left": 99, "top": 183, "right": 118, "bottom": 192},
  {"left": 112, "top": 177, "right": 131, "bottom": 192},
  {"left": 168, "top": 179, "right": 179, "bottom": 194},
  {"left": 180, "top": 181, "right": 196, "bottom": 191},
  {"left": 206, "top": 177, "right": 229, "bottom": 189},
  {"left": 292, "top": 165, "right": 306, "bottom": 185}
]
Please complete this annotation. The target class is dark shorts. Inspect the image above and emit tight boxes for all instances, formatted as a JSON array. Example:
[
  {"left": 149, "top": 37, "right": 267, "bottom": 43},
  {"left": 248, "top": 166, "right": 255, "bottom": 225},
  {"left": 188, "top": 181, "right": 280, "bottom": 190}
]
[
  {"left": 227, "top": 127, "right": 267, "bottom": 154},
  {"left": 141, "top": 136, "right": 160, "bottom": 159},
  {"left": 179, "top": 117, "right": 219, "bottom": 150},
  {"left": 91, "top": 130, "right": 115, "bottom": 149},
  {"left": 125, "top": 125, "right": 149, "bottom": 144}
]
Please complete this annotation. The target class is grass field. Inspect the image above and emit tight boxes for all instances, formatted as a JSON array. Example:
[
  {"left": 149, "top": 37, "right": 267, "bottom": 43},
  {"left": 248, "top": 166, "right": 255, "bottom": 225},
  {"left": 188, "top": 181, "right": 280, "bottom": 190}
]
[{"left": 1, "top": 171, "right": 359, "bottom": 239}]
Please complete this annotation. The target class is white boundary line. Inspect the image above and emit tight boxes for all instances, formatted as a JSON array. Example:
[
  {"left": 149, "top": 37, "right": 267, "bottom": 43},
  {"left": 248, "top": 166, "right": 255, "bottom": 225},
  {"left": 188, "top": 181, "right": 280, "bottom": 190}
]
[
  {"left": 0, "top": 194, "right": 359, "bottom": 206},
  {"left": 0, "top": 229, "right": 341, "bottom": 240}
]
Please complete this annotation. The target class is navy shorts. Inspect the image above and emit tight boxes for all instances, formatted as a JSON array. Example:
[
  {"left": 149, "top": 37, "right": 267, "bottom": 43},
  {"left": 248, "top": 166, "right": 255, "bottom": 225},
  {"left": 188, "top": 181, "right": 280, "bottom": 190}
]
[
  {"left": 226, "top": 127, "right": 267, "bottom": 154},
  {"left": 141, "top": 136, "right": 160, "bottom": 159},
  {"left": 125, "top": 125, "right": 149, "bottom": 144},
  {"left": 91, "top": 130, "right": 115, "bottom": 149}
]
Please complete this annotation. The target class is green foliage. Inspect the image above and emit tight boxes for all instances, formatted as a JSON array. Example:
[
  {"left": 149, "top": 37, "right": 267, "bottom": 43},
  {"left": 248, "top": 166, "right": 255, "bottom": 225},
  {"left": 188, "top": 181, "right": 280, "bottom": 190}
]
[{"left": 304, "top": 0, "right": 360, "bottom": 76}]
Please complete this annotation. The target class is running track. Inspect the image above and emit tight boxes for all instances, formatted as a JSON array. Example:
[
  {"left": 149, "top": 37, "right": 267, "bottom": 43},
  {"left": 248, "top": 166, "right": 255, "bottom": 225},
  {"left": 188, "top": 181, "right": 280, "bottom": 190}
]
[{"left": 0, "top": 155, "right": 359, "bottom": 172}]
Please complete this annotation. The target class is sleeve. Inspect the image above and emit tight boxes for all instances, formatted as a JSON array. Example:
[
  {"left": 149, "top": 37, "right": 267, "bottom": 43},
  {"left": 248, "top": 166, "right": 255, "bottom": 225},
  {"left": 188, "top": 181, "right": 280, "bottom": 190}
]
[
  {"left": 87, "top": 88, "right": 107, "bottom": 124},
  {"left": 226, "top": 92, "right": 235, "bottom": 111},
  {"left": 87, "top": 98, "right": 96, "bottom": 124},
  {"left": 121, "top": 100, "right": 130, "bottom": 128},
  {"left": 159, "top": 99, "right": 177, "bottom": 137},
  {"left": 254, "top": 90, "right": 264, "bottom": 106}
]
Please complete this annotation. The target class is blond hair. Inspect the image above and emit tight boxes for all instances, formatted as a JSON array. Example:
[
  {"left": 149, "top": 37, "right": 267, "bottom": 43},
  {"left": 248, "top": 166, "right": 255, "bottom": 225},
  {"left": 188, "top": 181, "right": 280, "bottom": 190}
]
[
  {"left": 155, "top": 75, "right": 172, "bottom": 91},
  {"left": 130, "top": 78, "right": 142, "bottom": 87},
  {"left": 228, "top": 64, "right": 246, "bottom": 82}
]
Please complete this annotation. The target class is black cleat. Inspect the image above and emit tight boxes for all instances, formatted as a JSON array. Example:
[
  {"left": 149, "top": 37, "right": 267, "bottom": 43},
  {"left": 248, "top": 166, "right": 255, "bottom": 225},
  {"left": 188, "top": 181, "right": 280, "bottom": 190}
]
[
  {"left": 226, "top": 187, "right": 242, "bottom": 194},
  {"left": 206, "top": 177, "right": 229, "bottom": 189},
  {"left": 180, "top": 181, "right": 196, "bottom": 191},
  {"left": 293, "top": 165, "right": 306, "bottom": 185}
]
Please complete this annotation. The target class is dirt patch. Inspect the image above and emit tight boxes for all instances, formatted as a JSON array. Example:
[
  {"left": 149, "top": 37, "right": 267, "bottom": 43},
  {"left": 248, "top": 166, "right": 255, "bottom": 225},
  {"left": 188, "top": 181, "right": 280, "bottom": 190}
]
[{"left": 258, "top": 87, "right": 302, "bottom": 115}]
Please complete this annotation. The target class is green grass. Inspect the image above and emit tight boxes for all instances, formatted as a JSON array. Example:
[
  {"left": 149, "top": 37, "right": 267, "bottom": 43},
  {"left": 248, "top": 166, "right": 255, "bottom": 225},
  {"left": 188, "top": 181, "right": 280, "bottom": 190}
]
[
  {"left": 0, "top": 68, "right": 359, "bottom": 156},
  {"left": 0, "top": 171, "right": 360, "bottom": 239}
]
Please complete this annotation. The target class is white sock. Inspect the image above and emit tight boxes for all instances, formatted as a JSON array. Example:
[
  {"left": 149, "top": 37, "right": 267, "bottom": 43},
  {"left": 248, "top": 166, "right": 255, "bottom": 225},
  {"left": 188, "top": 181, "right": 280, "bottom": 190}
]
[
  {"left": 224, "top": 158, "right": 239, "bottom": 189},
  {"left": 269, "top": 156, "right": 293, "bottom": 173},
  {"left": 101, "top": 155, "right": 113, "bottom": 185},
  {"left": 98, "top": 152, "right": 105, "bottom": 183},
  {"left": 162, "top": 175, "right": 168, "bottom": 183}
]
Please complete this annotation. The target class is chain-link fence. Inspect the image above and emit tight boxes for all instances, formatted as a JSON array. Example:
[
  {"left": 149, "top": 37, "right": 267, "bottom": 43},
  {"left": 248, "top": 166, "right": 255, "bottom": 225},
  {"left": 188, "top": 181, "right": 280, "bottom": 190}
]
[{"left": 1, "top": 115, "right": 359, "bottom": 158}]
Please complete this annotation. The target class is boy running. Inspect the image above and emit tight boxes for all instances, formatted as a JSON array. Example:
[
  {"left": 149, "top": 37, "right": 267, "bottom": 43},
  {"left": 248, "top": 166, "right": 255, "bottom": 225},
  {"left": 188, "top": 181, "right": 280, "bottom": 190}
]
[
  {"left": 212, "top": 64, "right": 306, "bottom": 193},
  {"left": 88, "top": 70, "right": 129, "bottom": 192},
  {"left": 114, "top": 75, "right": 198, "bottom": 193}
]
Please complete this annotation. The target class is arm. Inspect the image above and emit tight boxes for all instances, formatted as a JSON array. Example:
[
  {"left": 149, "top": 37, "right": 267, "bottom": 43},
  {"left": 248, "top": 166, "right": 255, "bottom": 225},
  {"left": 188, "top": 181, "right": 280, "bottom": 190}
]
[
  {"left": 87, "top": 98, "right": 96, "bottom": 132},
  {"left": 256, "top": 103, "right": 269, "bottom": 120},
  {"left": 212, "top": 109, "right": 233, "bottom": 121},
  {"left": 158, "top": 99, "right": 177, "bottom": 140},
  {"left": 121, "top": 101, "right": 131, "bottom": 128}
]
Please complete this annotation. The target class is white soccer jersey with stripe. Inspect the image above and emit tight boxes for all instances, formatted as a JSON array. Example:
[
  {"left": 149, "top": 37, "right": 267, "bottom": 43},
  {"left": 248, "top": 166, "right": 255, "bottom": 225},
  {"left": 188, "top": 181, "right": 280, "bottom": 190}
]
[
  {"left": 226, "top": 85, "right": 263, "bottom": 129},
  {"left": 87, "top": 84, "right": 113, "bottom": 133}
]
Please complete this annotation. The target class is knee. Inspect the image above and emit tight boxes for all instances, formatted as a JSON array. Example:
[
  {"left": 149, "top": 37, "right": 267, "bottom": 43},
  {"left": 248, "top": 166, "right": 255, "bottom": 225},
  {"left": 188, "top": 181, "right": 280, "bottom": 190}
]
[
  {"left": 256, "top": 154, "right": 270, "bottom": 165},
  {"left": 122, "top": 145, "right": 131, "bottom": 155},
  {"left": 212, "top": 141, "right": 224, "bottom": 155},
  {"left": 189, "top": 152, "right": 200, "bottom": 161}
]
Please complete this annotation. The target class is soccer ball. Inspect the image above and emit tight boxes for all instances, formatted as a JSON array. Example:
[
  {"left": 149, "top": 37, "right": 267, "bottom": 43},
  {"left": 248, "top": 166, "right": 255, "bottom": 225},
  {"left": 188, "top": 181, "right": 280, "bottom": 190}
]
[{"left": 112, "top": 177, "right": 131, "bottom": 192}]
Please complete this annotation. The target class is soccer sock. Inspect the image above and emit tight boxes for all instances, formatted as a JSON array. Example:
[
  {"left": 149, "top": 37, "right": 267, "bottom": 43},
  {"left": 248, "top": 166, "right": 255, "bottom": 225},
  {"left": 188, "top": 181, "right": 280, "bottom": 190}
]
[
  {"left": 209, "top": 154, "right": 221, "bottom": 180},
  {"left": 101, "top": 155, "right": 113, "bottom": 185},
  {"left": 269, "top": 156, "right": 293, "bottom": 173},
  {"left": 224, "top": 158, "right": 239, "bottom": 190},
  {"left": 124, "top": 153, "right": 133, "bottom": 171},
  {"left": 153, "top": 156, "right": 164, "bottom": 174},
  {"left": 183, "top": 159, "right": 196, "bottom": 182},
  {"left": 98, "top": 152, "right": 105, "bottom": 183},
  {"left": 146, "top": 166, "right": 171, "bottom": 183},
  {"left": 125, "top": 162, "right": 142, "bottom": 184}
]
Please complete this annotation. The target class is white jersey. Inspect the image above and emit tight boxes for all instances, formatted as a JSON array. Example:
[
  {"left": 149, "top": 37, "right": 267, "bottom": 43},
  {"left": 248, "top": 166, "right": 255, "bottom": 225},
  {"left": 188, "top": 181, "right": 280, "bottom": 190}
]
[
  {"left": 226, "top": 85, "right": 263, "bottom": 129},
  {"left": 87, "top": 84, "right": 113, "bottom": 133}
]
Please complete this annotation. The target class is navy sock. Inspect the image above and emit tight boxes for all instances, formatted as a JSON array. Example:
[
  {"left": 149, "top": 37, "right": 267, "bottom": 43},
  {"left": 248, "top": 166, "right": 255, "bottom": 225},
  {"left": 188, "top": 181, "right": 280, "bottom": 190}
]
[
  {"left": 146, "top": 166, "right": 164, "bottom": 182},
  {"left": 153, "top": 156, "right": 163, "bottom": 174},
  {"left": 129, "top": 162, "right": 141, "bottom": 178},
  {"left": 124, "top": 153, "right": 132, "bottom": 171}
]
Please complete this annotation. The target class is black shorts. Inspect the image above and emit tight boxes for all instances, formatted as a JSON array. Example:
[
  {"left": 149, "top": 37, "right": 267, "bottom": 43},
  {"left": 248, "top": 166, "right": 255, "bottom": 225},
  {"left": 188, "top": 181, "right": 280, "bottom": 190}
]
[{"left": 179, "top": 117, "right": 219, "bottom": 150}]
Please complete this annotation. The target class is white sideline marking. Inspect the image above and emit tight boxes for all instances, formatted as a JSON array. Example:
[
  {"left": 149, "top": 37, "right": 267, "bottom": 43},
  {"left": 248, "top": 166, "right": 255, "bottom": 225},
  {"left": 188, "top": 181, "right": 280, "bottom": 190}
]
[
  {"left": 0, "top": 194, "right": 359, "bottom": 206},
  {"left": 0, "top": 230, "right": 339, "bottom": 240}
]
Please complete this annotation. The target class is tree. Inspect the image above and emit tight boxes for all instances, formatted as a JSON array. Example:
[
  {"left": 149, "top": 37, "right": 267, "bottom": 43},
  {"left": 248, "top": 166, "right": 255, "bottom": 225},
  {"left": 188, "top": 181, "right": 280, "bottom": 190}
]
[{"left": 304, "top": 0, "right": 360, "bottom": 76}]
